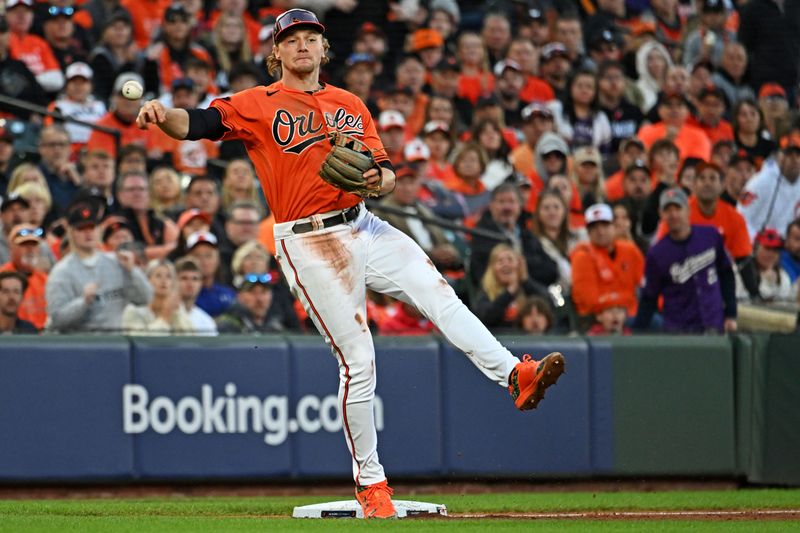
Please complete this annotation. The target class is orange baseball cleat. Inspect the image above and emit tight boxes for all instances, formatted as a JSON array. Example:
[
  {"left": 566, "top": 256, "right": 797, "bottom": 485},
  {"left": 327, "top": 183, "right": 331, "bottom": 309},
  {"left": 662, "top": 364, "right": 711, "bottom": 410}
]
[
  {"left": 355, "top": 479, "right": 397, "bottom": 519},
  {"left": 508, "top": 352, "right": 565, "bottom": 411}
]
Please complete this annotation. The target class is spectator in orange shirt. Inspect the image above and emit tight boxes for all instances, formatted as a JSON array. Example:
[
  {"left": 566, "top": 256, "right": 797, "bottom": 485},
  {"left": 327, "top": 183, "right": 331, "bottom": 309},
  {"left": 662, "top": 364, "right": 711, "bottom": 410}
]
[
  {"left": 6, "top": 0, "right": 64, "bottom": 93},
  {"left": 605, "top": 137, "right": 646, "bottom": 201},
  {"left": 394, "top": 54, "right": 428, "bottom": 136},
  {"left": 86, "top": 73, "right": 149, "bottom": 158},
  {"left": 421, "top": 120, "right": 454, "bottom": 182},
  {"left": 121, "top": 0, "right": 170, "bottom": 50},
  {"left": 637, "top": 91, "right": 712, "bottom": 162},
  {"left": 0, "top": 224, "right": 48, "bottom": 329},
  {"left": 688, "top": 84, "right": 734, "bottom": 145},
  {"left": 455, "top": 32, "right": 494, "bottom": 105},
  {"left": 570, "top": 203, "right": 645, "bottom": 319},
  {"left": 506, "top": 37, "right": 555, "bottom": 104},
  {"left": 409, "top": 27, "right": 444, "bottom": 73},
  {"left": 152, "top": 4, "right": 214, "bottom": 95},
  {"left": 510, "top": 103, "right": 556, "bottom": 178}
]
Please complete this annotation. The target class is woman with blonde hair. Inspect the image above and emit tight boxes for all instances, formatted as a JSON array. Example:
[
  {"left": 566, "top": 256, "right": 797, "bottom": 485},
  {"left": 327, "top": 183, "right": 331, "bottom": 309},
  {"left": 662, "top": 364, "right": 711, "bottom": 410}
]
[
  {"left": 231, "top": 239, "right": 271, "bottom": 279},
  {"left": 222, "top": 159, "right": 263, "bottom": 214},
  {"left": 472, "top": 243, "right": 550, "bottom": 331},
  {"left": 7, "top": 163, "right": 48, "bottom": 195},
  {"left": 209, "top": 12, "right": 253, "bottom": 90},
  {"left": 455, "top": 32, "right": 493, "bottom": 105},
  {"left": 571, "top": 145, "right": 606, "bottom": 208},
  {"left": 13, "top": 181, "right": 53, "bottom": 227},
  {"left": 148, "top": 166, "right": 184, "bottom": 218},
  {"left": 122, "top": 259, "right": 195, "bottom": 335}
]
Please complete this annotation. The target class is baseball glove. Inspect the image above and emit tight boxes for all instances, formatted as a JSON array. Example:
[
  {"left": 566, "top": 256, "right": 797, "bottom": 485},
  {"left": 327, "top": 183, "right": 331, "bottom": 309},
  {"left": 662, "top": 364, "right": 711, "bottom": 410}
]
[{"left": 319, "top": 131, "right": 382, "bottom": 198}]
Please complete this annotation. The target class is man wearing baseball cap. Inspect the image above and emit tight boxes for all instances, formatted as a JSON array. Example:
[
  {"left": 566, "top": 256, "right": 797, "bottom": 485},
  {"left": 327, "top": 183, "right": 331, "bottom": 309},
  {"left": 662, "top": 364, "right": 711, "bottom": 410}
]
[
  {"left": 570, "top": 203, "right": 645, "bottom": 322},
  {"left": 739, "top": 128, "right": 800, "bottom": 240},
  {"left": 45, "top": 62, "right": 106, "bottom": 156},
  {"left": 45, "top": 200, "right": 152, "bottom": 333},
  {"left": 0, "top": 223, "right": 48, "bottom": 329},
  {"left": 634, "top": 187, "right": 737, "bottom": 333},
  {"left": 185, "top": 230, "right": 235, "bottom": 318},
  {"left": 636, "top": 91, "right": 712, "bottom": 163}
]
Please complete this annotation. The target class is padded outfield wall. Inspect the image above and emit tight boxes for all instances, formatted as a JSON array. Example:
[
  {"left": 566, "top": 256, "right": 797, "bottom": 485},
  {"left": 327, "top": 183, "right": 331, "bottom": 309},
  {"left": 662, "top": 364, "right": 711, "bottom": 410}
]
[{"left": 0, "top": 334, "right": 796, "bottom": 485}]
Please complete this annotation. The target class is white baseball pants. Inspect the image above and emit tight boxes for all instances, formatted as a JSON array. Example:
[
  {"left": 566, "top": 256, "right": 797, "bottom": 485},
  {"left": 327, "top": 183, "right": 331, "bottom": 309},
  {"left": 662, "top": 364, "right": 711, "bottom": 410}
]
[{"left": 274, "top": 204, "right": 519, "bottom": 486}]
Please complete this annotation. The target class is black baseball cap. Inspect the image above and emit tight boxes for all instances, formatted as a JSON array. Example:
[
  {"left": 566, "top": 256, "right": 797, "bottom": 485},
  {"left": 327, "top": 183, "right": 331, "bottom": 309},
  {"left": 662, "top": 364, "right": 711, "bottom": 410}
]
[
  {"left": 171, "top": 77, "right": 195, "bottom": 92},
  {"left": 625, "top": 158, "right": 651, "bottom": 175},
  {"left": 702, "top": 0, "right": 726, "bottom": 12},
  {"left": 164, "top": 4, "right": 190, "bottom": 22},
  {"left": 66, "top": 201, "right": 99, "bottom": 227},
  {"left": 0, "top": 192, "right": 30, "bottom": 212},
  {"left": 273, "top": 9, "right": 325, "bottom": 43},
  {"left": 433, "top": 56, "right": 460, "bottom": 73}
]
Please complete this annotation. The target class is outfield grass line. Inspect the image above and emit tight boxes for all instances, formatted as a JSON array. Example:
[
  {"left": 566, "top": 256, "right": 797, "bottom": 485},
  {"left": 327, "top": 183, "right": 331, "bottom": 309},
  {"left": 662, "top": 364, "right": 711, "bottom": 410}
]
[{"left": 451, "top": 509, "right": 800, "bottom": 520}]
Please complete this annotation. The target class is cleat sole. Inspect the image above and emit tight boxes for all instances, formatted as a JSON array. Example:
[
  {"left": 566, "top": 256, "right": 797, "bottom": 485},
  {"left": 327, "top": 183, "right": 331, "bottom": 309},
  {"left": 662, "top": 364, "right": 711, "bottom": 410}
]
[{"left": 519, "top": 352, "right": 565, "bottom": 411}]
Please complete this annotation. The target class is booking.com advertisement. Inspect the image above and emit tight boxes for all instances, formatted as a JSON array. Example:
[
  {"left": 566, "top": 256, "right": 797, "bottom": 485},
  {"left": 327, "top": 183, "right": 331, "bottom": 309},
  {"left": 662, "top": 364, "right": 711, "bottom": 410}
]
[{"left": 0, "top": 336, "right": 593, "bottom": 481}]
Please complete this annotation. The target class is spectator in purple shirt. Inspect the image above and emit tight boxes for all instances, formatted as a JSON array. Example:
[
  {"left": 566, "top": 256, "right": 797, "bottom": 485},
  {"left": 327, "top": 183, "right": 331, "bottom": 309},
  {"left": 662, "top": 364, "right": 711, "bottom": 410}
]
[{"left": 634, "top": 187, "right": 738, "bottom": 333}]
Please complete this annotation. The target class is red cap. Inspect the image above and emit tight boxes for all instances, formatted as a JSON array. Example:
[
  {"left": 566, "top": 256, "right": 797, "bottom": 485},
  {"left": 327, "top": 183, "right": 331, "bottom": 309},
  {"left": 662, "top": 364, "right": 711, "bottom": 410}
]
[
  {"left": 410, "top": 28, "right": 444, "bottom": 51},
  {"left": 755, "top": 228, "right": 783, "bottom": 249},
  {"left": 177, "top": 208, "right": 212, "bottom": 230},
  {"left": 758, "top": 83, "right": 786, "bottom": 99}
]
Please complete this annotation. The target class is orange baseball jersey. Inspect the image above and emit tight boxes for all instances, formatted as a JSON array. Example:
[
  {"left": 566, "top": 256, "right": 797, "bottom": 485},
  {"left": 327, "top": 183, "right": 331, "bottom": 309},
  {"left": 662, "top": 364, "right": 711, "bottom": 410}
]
[
  {"left": 210, "top": 81, "right": 390, "bottom": 223},
  {"left": 655, "top": 196, "right": 752, "bottom": 258}
]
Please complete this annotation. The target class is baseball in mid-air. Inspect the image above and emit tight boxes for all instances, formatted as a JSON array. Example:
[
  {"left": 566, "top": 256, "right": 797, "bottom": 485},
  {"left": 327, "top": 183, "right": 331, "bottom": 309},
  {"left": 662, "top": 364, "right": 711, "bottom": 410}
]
[{"left": 121, "top": 80, "right": 143, "bottom": 100}]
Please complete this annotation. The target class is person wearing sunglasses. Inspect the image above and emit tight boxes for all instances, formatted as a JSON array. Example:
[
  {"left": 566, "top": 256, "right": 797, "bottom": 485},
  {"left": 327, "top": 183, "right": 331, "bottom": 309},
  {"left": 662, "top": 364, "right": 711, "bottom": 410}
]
[
  {"left": 136, "top": 8, "right": 565, "bottom": 519},
  {"left": 0, "top": 224, "right": 48, "bottom": 329},
  {"left": 216, "top": 272, "right": 288, "bottom": 334},
  {"left": 42, "top": 4, "right": 87, "bottom": 71}
]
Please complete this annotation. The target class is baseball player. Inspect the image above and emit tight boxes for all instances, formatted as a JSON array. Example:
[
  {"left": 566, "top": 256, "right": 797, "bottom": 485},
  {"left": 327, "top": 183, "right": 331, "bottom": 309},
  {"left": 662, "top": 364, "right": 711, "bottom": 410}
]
[{"left": 136, "top": 9, "right": 565, "bottom": 519}]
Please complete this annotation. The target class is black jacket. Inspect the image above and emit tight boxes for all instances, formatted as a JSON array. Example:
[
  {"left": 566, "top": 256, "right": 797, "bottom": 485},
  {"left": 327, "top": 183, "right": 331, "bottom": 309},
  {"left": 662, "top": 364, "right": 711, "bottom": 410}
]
[
  {"left": 739, "top": 0, "right": 800, "bottom": 89},
  {"left": 469, "top": 211, "right": 559, "bottom": 288}
]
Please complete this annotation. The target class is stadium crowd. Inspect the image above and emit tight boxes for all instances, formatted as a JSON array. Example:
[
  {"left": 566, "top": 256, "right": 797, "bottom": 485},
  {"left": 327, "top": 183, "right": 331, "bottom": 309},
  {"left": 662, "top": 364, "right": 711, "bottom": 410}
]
[{"left": 1, "top": 0, "right": 799, "bottom": 336}]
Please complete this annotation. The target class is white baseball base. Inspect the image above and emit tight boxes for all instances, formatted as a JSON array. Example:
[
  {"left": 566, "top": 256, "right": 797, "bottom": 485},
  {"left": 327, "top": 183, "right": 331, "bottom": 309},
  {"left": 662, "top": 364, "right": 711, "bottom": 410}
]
[{"left": 292, "top": 499, "right": 448, "bottom": 519}]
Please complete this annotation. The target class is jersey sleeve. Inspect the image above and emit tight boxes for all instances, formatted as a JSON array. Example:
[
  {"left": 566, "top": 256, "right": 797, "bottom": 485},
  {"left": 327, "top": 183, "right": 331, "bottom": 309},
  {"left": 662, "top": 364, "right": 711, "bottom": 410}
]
[{"left": 209, "top": 89, "right": 261, "bottom": 144}]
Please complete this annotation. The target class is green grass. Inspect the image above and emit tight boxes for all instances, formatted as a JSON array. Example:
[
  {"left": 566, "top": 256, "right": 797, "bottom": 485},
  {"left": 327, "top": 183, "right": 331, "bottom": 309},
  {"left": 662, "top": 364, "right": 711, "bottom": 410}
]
[{"left": 0, "top": 489, "right": 798, "bottom": 532}]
